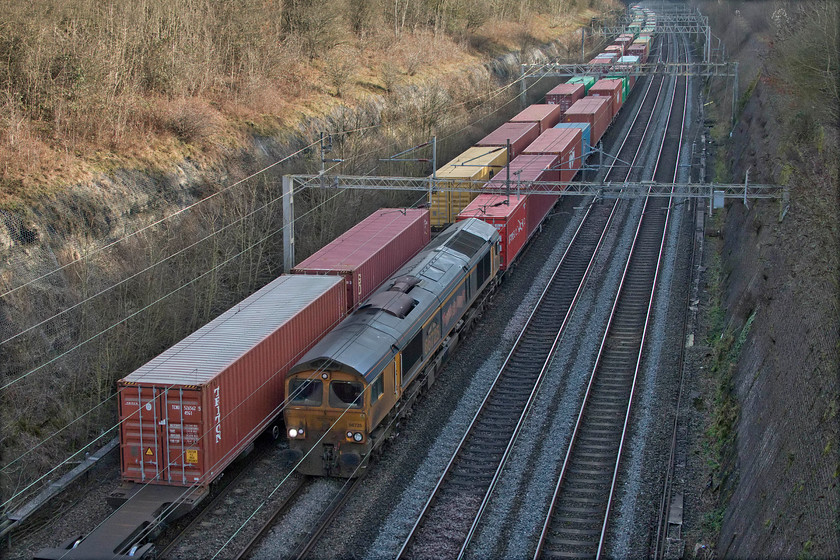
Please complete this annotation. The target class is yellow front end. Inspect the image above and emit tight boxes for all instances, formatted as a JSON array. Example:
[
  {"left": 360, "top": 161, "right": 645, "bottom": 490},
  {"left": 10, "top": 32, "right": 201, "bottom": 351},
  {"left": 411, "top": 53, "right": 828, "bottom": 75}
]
[{"left": 284, "top": 370, "right": 372, "bottom": 477}]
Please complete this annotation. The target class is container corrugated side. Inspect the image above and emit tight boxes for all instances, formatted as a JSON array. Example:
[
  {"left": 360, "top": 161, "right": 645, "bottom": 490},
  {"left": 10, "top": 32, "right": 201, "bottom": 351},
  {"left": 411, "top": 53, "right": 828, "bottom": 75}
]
[
  {"left": 456, "top": 193, "right": 528, "bottom": 270},
  {"left": 545, "top": 83, "right": 585, "bottom": 111},
  {"left": 430, "top": 147, "right": 508, "bottom": 226},
  {"left": 554, "top": 123, "right": 592, "bottom": 158},
  {"left": 292, "top": 208, "right": 430, "bottom": 308},
  {"left": 476, "top": 122, "right": 541, "bottom": 159},
  {"left": 510, "top": 104, "right": 563, "bottom": 134},
  {"left": 118, "top": 275, "right": 346, "bottom": 487},
  {"left": 521, "top": 128, "right": 583, "bottom": 185},
  {"left": 564, "top": 97, "right": 611, "bottom": 144},
  {"left": 589, "top": 79, "right": 624, "bottom": 119}
]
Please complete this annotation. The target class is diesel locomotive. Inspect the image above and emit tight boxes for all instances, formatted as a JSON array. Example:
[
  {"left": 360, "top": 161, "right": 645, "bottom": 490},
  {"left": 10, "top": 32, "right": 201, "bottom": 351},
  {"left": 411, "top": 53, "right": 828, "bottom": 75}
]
[{"left": 283, "top": 218, "right": 501, "bottom": 477}]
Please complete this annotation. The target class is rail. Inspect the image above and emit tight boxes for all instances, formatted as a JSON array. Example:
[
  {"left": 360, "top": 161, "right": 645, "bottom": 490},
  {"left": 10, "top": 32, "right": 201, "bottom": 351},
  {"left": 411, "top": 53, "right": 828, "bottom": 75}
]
[
  {"left": 534, "top": 32, "right": 689, "bottom": 560},
  {"left": 397, "top": 34, "right": 675, "bottom": 558}
]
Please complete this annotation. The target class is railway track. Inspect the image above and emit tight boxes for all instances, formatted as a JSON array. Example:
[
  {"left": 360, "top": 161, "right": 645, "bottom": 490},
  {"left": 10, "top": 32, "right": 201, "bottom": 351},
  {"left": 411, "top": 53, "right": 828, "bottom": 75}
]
[
  {"left": 533, "top": 34, "right": 689, "bottom": 560},
  {"left": 396, "top": 35, "right": 678, "bottom": 560}
]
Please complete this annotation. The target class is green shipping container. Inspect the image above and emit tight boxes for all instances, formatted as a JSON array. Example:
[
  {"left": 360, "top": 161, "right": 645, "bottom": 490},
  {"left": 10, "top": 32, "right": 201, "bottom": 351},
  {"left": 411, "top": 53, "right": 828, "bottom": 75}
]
[
  {"left": 605, "top": 75, "right": 630, "bottom": 102},
  {"left": 567, "top": 76, "right": 596, "bottom": 94}
]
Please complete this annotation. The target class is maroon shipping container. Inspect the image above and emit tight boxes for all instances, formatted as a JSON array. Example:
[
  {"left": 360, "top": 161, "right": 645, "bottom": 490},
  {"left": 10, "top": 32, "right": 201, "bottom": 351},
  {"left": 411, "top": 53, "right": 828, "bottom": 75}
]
[
  {"left": 522, "top": 127, "right": 583, "bottom": 184},
  {"left": 510, "top": 104, "right": 563, "bottom": 134},
  {"left": 292, "top": 208, "right": 430, "bottom": 310},
  {"left": 589, "top": 79, "right": 624, "bottom": 119},
  {"left": 485, "top": 153, "right": 560, "bottom": 193},
  {"left": 564, "top": 97, "right": 611, "bottom": 145},
  {"left": 589, "top": 58, "right": 614, "bottom": 68},
  {"left": 545, "top": 83, "right": 585, "bottom": 111},
  {"left": 476, "top": 121, "right": 541, "bottom": 158},
  {"left": 528, "top": 191, "right": 560, "bottom": 237},
  {"left": 118, "top": 274, "right": 346, "bottom": 487},
  {"left": 627, "top": 44, "right": 648, "bottom": 62},
  {"left": 605, "top": 44, "right": 624, "bottom": 56},
  {"left": 457, "top": 193, "right": 528, "bottom": 270}
]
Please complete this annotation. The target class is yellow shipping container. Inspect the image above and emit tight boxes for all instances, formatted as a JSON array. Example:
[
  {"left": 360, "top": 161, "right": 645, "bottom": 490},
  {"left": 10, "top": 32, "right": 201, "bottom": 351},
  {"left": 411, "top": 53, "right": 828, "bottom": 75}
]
[{"left": 429, "top": 146, "right": 508, "bottom": 226}]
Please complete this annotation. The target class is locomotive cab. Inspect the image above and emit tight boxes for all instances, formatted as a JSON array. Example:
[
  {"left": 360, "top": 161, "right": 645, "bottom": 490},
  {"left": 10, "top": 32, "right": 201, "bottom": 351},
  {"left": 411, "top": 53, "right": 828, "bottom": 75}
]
[{"left": 285, "top": 355, "right": 400, "bottom": 477}]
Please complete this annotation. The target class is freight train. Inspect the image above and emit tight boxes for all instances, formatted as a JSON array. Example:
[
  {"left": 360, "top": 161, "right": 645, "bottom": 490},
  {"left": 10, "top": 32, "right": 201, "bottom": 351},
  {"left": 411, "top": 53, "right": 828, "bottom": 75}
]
[
  {"left": 281, "top": 14, "right": 660, "bottom": 477},
  {"left": 37, "top": 9, "right": 659, "bottom": 559},
  {"left": 114, "top": 2, "right": 658, "bottom": 491}
]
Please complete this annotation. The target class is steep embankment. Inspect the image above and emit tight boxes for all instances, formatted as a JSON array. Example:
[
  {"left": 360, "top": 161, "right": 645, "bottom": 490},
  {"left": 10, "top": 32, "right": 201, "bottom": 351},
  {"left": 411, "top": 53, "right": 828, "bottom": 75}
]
[
  {"left": 0, "top": 6, "right": 620, "bottom": 513},
  {"left": 692, "top": 2, "right": 839, "bottom": 557}
]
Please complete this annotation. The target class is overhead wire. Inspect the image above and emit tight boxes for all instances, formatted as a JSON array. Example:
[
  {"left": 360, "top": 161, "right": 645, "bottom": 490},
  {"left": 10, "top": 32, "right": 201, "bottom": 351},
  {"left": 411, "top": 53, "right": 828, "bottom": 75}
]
[
  {"left": 2, "top": 186, "right": 431, "bottom": 515},
  {"left": 7, "top": 43, "right": 580, "bottom": 539}
]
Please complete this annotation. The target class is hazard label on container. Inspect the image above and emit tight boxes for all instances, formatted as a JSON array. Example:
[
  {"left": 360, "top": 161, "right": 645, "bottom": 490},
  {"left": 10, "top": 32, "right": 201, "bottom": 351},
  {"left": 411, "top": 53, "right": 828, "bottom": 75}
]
[
  {"left": 145, "top": 447, "right": 153, "bottom": 456},
  {"left": 185, "top": 449, "right": 198, "bottom": 464}
]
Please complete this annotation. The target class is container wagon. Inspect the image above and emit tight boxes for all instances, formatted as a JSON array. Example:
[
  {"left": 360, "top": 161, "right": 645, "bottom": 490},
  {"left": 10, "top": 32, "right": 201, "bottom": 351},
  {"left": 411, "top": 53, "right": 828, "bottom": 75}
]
[
  {"left": 292, "top": 208, "right": 430, "bottom": 310},
  {"left": 118, "top": 274, "right": 347, "bottom": 487},
  {"left": 430, "top": 146, "right": 508, "bottom": 226}
]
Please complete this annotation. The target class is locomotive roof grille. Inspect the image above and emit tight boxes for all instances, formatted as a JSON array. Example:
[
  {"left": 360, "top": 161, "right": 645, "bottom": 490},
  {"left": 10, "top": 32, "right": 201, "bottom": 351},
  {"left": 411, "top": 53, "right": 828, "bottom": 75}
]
[{"left": 446, "top": 230, "right": 485, "bottom": 257}]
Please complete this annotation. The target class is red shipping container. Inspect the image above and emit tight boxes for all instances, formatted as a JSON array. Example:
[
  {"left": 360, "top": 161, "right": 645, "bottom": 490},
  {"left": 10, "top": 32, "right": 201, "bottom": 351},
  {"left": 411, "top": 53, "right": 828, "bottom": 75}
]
[
  {"left": 510, "top": 104, "right": 563, "bottom": 134},
  {"left": 485, "top": 153, "right": 560, "bottom": 193},
  {"left": 564, "top": 97, "right": 611, "bottom": 145},
  {"left": 589, "top": 79, "right": 624, "bottom": 119},
  {"left": 545, "top": 83, "right": 585, "bottom": 111},
  {"left": 528, "top": 192, "right": 560, "bottom": 237},
  {"left": 482, "top": 154, "right": 559, "bottom": 238},
  {"left": 292, "top": 208, "right": 430, "bottom": 310},
  {"left": 457, "top": 193, "right": 528, "bottom": 270},
  {"left": 605, "top": 44, "right": 624, "bottom": 56},
  {"left": 118, "top": 274, "right": 347, "bottom": 487},
  {"left": 476, "top": 122, "right": 541, "bottom": 159},
  {"left": 522, "top": 127, "right": 583, "bottom": 184}
]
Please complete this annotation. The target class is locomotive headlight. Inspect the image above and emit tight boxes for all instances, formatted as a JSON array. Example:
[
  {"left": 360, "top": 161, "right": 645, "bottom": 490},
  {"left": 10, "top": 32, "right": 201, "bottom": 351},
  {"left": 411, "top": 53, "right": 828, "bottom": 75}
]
[
  {"left": 288, "top": 428, "right": 304, "bottom": 439},
  {"left": 353, "top": 432, "right": 363, "bottom": 442},
  {"left": 346, "top": 431, "right": 353, "bottom": 439}
]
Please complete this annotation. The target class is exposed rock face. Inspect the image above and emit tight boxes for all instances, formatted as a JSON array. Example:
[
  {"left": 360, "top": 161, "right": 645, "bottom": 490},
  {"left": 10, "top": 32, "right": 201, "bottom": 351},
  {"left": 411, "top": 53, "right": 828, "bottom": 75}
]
[{"left": 716, "top": 79, "right": 839, "bottom": 558}]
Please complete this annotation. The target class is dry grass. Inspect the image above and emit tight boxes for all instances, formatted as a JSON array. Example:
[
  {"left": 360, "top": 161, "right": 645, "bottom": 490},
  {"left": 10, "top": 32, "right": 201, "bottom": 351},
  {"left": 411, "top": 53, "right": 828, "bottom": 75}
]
[{"left": 0, "top": 0, "right": 620, "bottom": 208}]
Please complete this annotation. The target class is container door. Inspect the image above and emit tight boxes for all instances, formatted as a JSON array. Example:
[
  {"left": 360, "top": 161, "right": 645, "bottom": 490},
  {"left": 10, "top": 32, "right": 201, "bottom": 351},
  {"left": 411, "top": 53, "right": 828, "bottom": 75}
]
[
  {"left": 120, "top": 385, "right": 168, "bottom": 483},
  {"left": 164, "top": 388, "right": 204, "bottom": 486}
]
